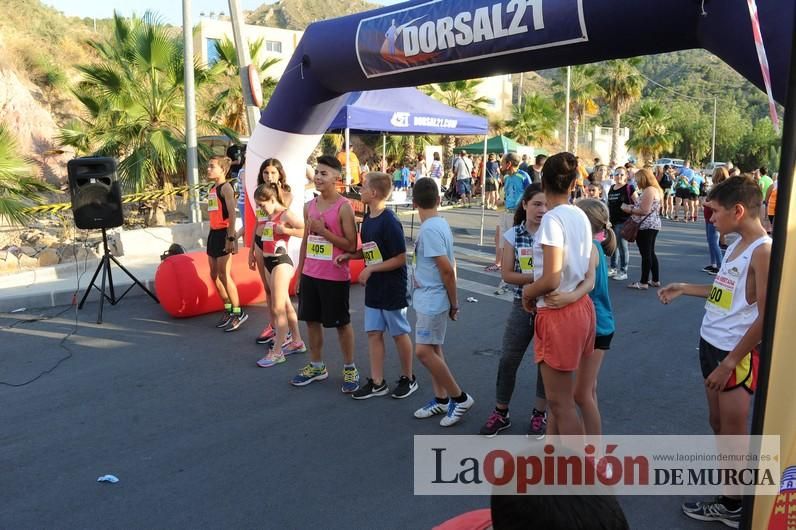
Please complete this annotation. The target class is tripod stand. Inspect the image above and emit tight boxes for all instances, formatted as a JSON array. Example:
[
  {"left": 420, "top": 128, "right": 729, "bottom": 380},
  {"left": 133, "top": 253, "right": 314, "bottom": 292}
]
[{"left": 78, "top": 228, "right": 159, "bottom": 323}]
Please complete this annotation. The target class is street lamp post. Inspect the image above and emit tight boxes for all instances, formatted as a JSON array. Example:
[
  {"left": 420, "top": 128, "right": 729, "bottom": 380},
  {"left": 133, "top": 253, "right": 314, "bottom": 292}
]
[{"left": 182, "top": 0, "right": 201, "bottom": 223}]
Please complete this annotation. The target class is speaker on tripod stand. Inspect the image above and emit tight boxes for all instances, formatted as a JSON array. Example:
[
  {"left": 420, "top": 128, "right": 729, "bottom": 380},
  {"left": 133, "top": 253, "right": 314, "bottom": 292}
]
[{"left": 68, "top": 157, "right": 159, "bottom": 323}]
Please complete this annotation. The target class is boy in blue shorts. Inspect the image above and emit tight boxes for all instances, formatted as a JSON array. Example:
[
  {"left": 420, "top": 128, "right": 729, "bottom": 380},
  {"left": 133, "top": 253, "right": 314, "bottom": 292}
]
[
  {"left": 410, "top": 178, "right": 474, "bottom": 427},
  {"left": 336, "top": 172, "right": 417, "bottom": 399},
  {"left": 659, "top": 176, "right": 771, "bottom": 528}
]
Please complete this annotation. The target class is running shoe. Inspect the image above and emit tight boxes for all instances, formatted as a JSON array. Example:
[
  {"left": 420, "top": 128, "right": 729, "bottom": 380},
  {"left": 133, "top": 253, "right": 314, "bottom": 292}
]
[
  {"left": 215, "top": 312, "right": 233, "bottom": 328},
  {"left": 702, "top": 265, "right": 715, "bottom": 273},
  {"left": 527, "top": 408, "right": 547, "bottom": 439},
  {"left": 607, "top": 268, "right": 617, "bottom": 278},
  {"left": 256, "top": 324, "right": 275, "bottom": 344},
  {"left": 256, "top": 348, "right": 286, "bottom": 368},
  {"left": 612, "top": 272, "right": 628, "bottom": 281},
  {"left": 479, "top": 410, "right": 511, "bottom": 437},
  {"left": 224, "top": 311, "right": 248, "bottom": 332},
  {"left": 341, "top": 366, "right": 360, "bottom": 393},
  {"left": 352, "top": 378, "right": 389, "bottom": 400},
  {"left": 440, "top": 394, "right": 475, "bottom": 427},
  {"left": 281, "top": 340, "right": 306, "bottom": 356},
  {"left": 414, "top": 398, "right": 448, "bottom": 419},
  {"left": 290, "top": 364, "right": 328, "bottom": 386},
  {"left": 391, "top": 375, "right": 418, "bottom": 399},
  {"left": 707, "top": 266, "right": 719, "bottom": 276},
  {"left": 682, "top": 498, "right": 741, "bottom": 528}
]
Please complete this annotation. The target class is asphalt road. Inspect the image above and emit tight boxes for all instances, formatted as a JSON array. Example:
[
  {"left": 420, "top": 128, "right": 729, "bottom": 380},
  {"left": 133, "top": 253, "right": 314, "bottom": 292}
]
[{"left": 1, "top": 208, "right": 725, "bottom": 529}]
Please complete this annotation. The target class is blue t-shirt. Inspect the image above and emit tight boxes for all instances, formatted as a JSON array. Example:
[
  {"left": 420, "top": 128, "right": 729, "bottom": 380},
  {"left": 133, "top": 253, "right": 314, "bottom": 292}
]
[
  {"left": 361, "top": 209, "right": 408, "bottom": 310},
  {"left": 679, "top": 167, "right": 695, "bottom": 180},
  {"left": 504, "top": 173, "right": 526, "bottom": 210},
  {"left": 690, "top": 173, "right": 704, "bottom": 190},
  {"left": 410, "top": 216, "right": 455, "bottom": 315},
  {"left": 517, "top": 169, "right": 532, "bottom": 188},
  {"left": 485, "top": 160, "right": 500, "bottom": 180},
  {"left": 590, "top": 241, "right": 615, "bottom": 337}
]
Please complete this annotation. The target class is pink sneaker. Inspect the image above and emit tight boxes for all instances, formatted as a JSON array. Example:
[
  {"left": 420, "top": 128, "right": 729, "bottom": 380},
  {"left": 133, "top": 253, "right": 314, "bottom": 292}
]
[
  {"left": 281, "top": 340, "right": 307, "bottom": 356},
  {"left": 256, "top": 324, "right": 275, "bottom": 344}
]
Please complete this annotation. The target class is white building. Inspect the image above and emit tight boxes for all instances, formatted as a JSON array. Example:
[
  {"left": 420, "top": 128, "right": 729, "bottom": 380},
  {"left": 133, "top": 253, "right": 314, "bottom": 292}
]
[
  {"left": 586, "top": 125, "right": 631, "bottom": 165},
  {"left": 194, "top": 18, "right": 303, "bottom": 77}
]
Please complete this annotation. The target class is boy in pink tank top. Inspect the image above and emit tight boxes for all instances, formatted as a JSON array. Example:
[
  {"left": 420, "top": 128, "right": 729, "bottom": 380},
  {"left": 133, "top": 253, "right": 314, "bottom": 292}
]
[{"left": 292, "top": 155, "right": 360, "bottom": 393}]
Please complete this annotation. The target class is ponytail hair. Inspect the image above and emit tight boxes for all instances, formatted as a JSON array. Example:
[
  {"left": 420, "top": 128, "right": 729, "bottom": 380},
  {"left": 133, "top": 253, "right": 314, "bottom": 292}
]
[
  {"left": 513, "top": 183, "right": 544, "bottom": 226},
  {"left": 576, "top": 198, "right": 617, "bottom": 257},
  {"left": 254, "top": 182, "right": 288, "bottom": 207}
]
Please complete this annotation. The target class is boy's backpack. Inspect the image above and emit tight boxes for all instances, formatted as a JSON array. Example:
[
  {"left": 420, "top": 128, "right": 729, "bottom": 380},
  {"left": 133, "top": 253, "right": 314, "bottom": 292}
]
[{"left": 660, "top": 172, "right": 673, "bottom": 188}]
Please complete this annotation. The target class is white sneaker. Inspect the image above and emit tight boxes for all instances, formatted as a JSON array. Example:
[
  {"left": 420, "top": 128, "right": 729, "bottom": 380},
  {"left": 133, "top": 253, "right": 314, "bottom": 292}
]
[
  {"left": 440, "top": 394, "right": 475, "bottom": 427},
  {"left": 607, "top": 268, "right": 617, "bottom": 278},
  {"left": 612, "top": 272, "right": 628, "bottom": 281},
  {"left": 414, "top": 398, "right": 448, "bottom": 419}
]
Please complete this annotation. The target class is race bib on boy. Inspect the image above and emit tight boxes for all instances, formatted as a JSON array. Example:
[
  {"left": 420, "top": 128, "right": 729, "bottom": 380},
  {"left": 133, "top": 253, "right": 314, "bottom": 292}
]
[
  {"left": 518, "top": 247, "right": 534, "bottom": 274},
  {"left": 207, "top": 189, "right": 219, "bottom": 212},
  {"left": 307, "top": 235, "right": 333, "bottom": 261},
  {"left": 362, "top": 241, "right": 383, "bottom": 266},
  {"left": 262, "top": 222, "right": 275, "bottom": 242},
  {"left": 706, "top": 273, "right": 735, "bottom": 313}
]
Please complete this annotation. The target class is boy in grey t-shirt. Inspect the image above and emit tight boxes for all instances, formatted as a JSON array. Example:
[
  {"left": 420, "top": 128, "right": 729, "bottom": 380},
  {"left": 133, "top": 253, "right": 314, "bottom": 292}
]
[{"left": 409, "top": 178, "right": 475, "bottom": 427}]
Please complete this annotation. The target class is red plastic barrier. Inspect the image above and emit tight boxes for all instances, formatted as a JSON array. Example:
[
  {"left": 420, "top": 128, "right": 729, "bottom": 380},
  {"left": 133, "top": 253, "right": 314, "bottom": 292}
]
[{"left": 155, "top": 248, "right": 365, "bottom": 318}]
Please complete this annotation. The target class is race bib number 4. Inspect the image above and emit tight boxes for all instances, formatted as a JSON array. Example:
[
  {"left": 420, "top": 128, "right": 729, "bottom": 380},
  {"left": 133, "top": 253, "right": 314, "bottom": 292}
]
[
  {"left": 706, "top": 275, "right": 735, "bottom": 312},
  {"left": 518, "top": 247, "right": 534, "bottom": 274},
  {"left": 362, "top": 241, "right": 383, "bottom": 266},
  {"left": 307, "top": 235, "right": 333, "bottom": 261},
  {"left": 262, "top": 222, "right": 274, "bottom": 242}
]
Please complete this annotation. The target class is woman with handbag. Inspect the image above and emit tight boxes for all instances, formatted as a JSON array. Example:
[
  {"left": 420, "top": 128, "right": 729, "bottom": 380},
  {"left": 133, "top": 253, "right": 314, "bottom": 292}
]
[{"left": 621, "top": 168, "right": 662, "bottom": 290}]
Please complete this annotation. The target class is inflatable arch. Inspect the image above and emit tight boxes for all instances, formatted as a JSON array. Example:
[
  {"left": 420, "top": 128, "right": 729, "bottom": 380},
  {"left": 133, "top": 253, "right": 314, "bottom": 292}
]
[{"left": 243, "top": 2, "right": 794, "bottom": 527}]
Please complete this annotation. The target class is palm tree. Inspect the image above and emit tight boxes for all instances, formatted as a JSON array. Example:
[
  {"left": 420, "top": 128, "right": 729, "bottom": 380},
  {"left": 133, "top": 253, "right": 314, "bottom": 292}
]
[
  {"left": 0, "top": 126, "right": 54, "bottom": 225},
  {"left": 422, "top": 79, "right": 491, "bottom": 161},
  {"left": 555, "top": 65, "right": 604, "bottom": 153},
  {"left": 206, "top": 36, "right": 281, "bottom": 135},
  {"left": 505, "top": 94, "right": 560, "bottom": 146},
  {"left": 58, "top": 12, "right": 215, "bottom": 197},
  {"left": 601, "top": 60, "right": 645, "bottom": 164},
  {"left": 626, "top": 101, "right": 681, "bottom": 164}
]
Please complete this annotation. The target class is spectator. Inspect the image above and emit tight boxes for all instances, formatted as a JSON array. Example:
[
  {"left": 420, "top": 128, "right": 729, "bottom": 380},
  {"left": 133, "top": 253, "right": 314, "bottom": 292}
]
[{"left": 622, "top": 168, "right": 662, "bottom": 290}]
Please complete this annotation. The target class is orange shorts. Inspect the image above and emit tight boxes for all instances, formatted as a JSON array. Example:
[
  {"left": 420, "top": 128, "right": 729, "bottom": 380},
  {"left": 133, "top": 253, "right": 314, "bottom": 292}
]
[{"left": 534, "top": 295, "right": 596, "bottom": 371}]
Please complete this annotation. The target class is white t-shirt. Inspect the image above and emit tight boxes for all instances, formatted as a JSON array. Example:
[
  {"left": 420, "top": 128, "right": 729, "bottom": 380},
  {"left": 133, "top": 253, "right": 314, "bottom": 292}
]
[
  {"left": 532, "top": 204, "right": 592, "bottom": 308},
  {"left": 454, "top": 157, "right": 473, "bottom": 180}
]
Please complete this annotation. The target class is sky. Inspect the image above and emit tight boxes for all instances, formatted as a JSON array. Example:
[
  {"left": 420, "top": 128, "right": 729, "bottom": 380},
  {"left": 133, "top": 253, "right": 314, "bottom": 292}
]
[{"left": 42, "top": 0, "right": 404, "bottom": 26}]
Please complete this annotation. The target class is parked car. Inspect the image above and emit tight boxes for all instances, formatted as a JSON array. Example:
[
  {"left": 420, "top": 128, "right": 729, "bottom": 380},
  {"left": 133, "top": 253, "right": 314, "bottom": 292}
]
[{"left": 654, "top": 157, "right": 685, "bottom": 169}]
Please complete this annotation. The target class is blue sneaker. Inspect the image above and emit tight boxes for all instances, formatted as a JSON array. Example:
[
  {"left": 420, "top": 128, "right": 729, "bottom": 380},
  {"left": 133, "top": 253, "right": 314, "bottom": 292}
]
[
  {"left": 341, "top": 366, "right": 360, "bottom": 393},
  {"left": 290, "top": 364, "right": 328, "bottom": 386}
]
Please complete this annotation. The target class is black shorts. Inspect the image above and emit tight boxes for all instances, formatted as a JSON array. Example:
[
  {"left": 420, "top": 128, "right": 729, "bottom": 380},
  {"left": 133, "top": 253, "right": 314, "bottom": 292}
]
[
  {"left": 207, "top": 229, "right": 230, "bottom": 258},
  {"left": 485, "top": 179, "right": 497, "bottom": 192},
  {"left": 675, "top": 188, "right": 690, "bottom": 200},
  {"left": 264, "top": 253, "right": 293, "bottom": 273},
  {"left": 698, "top": 337, "right": 759, "bottom": 394},
  {"left": 298, "top": 274, "right": 350, "bottom": 328},
  {"left": 595, "top": 333, "right": 614, "bottom": 350}
]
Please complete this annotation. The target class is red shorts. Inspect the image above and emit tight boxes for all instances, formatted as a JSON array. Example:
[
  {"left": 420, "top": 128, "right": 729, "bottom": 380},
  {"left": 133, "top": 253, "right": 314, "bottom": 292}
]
[{"left": 534, "top": 295, "right": 596, "bottom": 371}]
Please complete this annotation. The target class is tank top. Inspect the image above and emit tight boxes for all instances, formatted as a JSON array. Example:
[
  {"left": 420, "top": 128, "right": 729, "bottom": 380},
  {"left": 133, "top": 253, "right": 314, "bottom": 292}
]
[
  {"left": 208, "top": 182, "right": 230, "bottom": 230},
  {"left": 303, "top": 195, "right": 350, "bottom": 282},
  {"left": 260, "top": 209, "right": 291, "bottom": 255},
  {"left": 767, "top": 182, "right": 778, "bottom": 216},
  {"left": 700, "top": 235, "right": 771, "bottom": 351}
]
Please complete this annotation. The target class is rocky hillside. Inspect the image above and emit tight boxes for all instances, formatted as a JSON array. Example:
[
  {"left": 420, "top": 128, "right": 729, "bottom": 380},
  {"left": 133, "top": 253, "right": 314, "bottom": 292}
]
[{"left": 246, "top": 0, "right": 378, "bottom": 29}]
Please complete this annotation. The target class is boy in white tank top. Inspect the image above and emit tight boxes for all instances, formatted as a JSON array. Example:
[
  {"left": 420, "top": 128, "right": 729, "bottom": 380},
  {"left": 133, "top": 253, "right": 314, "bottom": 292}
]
[{"left": 658, "top": 176, "right": 771, "bottom": 528}]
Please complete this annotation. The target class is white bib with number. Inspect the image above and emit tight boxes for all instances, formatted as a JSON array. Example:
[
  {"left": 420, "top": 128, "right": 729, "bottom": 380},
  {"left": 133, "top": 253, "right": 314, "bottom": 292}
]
[
  {"left": 207, "top": 189, "right": 219, "bottom": 212},
  {"left": 518, "top": 247, "right": 534, "bottom": 274},
  {"left": 262, "top": 222, "right": 275, "bottom": 242},
  {"left": 362, "top": 241, "right": 383, "bottom": 266},
  {"left": 307, "top": 235, "right": 333, "bottom": 261}
]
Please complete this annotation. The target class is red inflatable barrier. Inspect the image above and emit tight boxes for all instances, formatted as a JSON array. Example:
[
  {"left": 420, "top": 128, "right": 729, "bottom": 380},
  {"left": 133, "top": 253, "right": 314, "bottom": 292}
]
[{"left": 155, "top": 248, "right": 365, "bottom": 318}]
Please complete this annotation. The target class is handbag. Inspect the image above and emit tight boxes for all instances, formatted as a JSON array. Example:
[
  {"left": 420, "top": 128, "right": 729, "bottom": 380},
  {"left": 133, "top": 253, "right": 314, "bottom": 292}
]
[{"left": 621, "top": 212, "right": 652, "bottom": 243}]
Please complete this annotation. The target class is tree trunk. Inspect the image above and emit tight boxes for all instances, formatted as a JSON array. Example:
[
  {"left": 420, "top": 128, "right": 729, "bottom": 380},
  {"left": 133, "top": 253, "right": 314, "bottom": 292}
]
[
  {"left": 610, "top": 110, "right": 621, "bottom": 165},
  {"left": 570, "top": 116, "right": 579, "bottom": 155},
  {"left": 404, "top": 135, "right": 416, "bottom": 161}
]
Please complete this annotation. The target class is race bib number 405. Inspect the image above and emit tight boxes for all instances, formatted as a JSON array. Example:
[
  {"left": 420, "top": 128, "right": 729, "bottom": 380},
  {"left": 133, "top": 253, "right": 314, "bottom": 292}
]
[
  {"left": 362, "top": 241, "right": 384, "bottom": 266},
  {"left": 307, "top": 235, "right": 333, "bottom": 261},
  {"left": 518, "top": 247, "right": 533, "bottom": 273}
]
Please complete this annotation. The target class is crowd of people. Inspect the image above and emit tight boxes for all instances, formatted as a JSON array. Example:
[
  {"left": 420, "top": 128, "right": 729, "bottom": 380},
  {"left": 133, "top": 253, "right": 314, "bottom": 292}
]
[{"left": 203, "top": 149, "right": 772, "bottom": 529}]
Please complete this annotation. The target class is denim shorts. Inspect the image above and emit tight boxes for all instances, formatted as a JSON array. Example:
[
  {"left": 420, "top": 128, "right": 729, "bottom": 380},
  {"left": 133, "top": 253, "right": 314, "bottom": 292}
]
[
  {"left": 415, "top": 310, "right": 448, "bottom": 345},
  {"left": 364, "top": 306, "right": 411, "bottom": 337}
]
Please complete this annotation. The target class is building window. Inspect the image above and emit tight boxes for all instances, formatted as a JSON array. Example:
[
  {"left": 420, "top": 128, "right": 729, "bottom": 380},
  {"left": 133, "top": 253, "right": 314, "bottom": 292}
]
[
  {"left": 206, "top": 38, "right": 222, "bottom": 65},
  {"left": 265, "top": 40, "right": 282, "bottom": 54}
]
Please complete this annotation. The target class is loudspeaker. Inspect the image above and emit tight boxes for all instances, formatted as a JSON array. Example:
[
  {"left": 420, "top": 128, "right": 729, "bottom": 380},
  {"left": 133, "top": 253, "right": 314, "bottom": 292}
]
[{"left": 68, "top": 157, "right": 124, "bottom": 230}]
